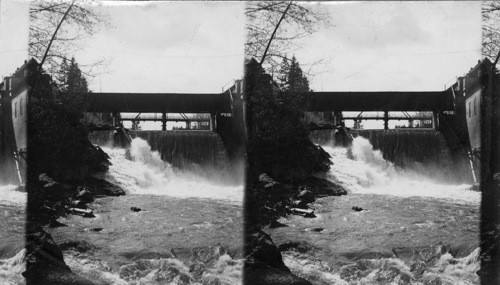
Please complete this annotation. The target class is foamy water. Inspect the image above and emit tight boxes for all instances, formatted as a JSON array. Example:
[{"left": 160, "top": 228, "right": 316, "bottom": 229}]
[
  {"left": 64, "top": 251, "right": 242, "bottom": 285},
  {"left": 101, "top": 138, "right": 243, "bottom": 204},
  {"left": 324, "top": 137, "right": 479, "bottom": 204},
  {"left": 0, "top": 249, "right": 25, "bottom": 285},
  {"left": 284, "top": 247, "right": 480, "bottom": 285},
  {"left": 0, "top": 185, "right": 26, "bottom": 206}
]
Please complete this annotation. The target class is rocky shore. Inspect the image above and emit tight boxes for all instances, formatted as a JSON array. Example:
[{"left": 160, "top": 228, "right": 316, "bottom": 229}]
[
  {"left": 244, "top": 172, "right": 347, "bottom": 285},
  {"left": 25, "top": 144, "right": 126, "bottom": 284}
]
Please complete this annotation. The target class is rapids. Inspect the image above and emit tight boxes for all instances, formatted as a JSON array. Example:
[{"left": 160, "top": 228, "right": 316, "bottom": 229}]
[
  {"left": 268, "top": 137, "right": 480, "bottom": 285},
  {"left": 0, "top": 184, "right": 27, "bottom": 285},
  {"left": 45, "top": 137, "right": 244, "bottom": 284}
]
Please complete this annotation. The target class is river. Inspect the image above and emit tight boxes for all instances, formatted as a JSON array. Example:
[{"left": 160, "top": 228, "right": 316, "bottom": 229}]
[
  {"left": 0, "top": 184, "right": 27, "bottom": 284},
  {"left": 2, "top": 137, "right": 243, "bottom": 285},
  {"left": 267, "top": 137, "right": 480, "bottom": 285}
]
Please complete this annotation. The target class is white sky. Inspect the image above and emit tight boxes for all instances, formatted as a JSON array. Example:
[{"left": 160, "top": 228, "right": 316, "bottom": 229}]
[
  {"left": 295, "top": 1, "right": 482, "bottom": 92},
  {"left": 0, "top": 1, "right": 482, "bottom": 93}
]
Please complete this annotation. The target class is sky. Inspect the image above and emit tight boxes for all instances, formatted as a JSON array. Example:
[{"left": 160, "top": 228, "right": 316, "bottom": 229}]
[
  {"left": 294, "top": 1, "right": 482, "bottom": 92},
  {"left": 1, "top": 1, "right": 482, "bottom": 92}
]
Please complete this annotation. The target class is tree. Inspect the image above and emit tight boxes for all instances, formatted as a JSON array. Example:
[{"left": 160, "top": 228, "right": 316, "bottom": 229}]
[
  {"left": 278, "top": 56, "right": 311, "bottom": 92},
  {"left": 29, "top": 0, "right": 110, "bottom": 76},
  {"left": 245, "top": 1, "right": 330, "bottom": 71},
  {"left": 58, "top": 57, "right": 89, "bottom": 93},
  {"left": 246, "top": 57, "right": 330, "bottom": 182},
  {"left": 483, "top": 1, "right": 500, "bottom": 61}
]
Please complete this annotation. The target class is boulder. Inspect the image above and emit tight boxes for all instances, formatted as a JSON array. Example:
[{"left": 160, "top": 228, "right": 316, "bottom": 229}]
[
  {"left": 245, "top": 230, "right": 288, "bottom": 271},
  {"left": 84, "top": 177, "right": 125, "bottom": 196},
  {"left": 292, "top": 200, "right": 308, "bottom": 209},
  {"left": 24, "top": 229, "right": 99, "bottom": 285},
  {"left": 76, "top": 188, "right": 94, "bottom": 204},
  {"left": 300, "top": 176, "right": 347, "bottom": 197},
  {"left": 352, "top": 206, "right": 363, "bottom": 212},
  {"left": 131, "top": 207, "right": 142, "bottom": 212},
  {"left": 296, "top": 188, "right": 315, "bottom": 204}
]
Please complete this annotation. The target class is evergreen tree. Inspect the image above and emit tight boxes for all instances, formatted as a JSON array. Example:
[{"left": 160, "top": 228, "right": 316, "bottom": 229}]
[
  {"left": 276, "top": 56, "right": 311, "bottom": 93},
  {"left": 58, "top": 57, "right": 89, "bottom": 94},
  {"left": 246, "top": 57, "right": 330, "bottom": 182}
]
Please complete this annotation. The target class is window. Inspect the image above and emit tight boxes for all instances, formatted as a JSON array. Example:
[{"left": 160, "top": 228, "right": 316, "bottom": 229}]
[
  {"left": 474, "top": 99, "right": 477, "bottom": 116},
  {"left": 20, "top": 99, "right": 23, "bottom": 116},
  {"left": 469, "top": 102, "right": 471, "bottom": 118},
  {"left": 14, "top": 102, "right": 17, "bottom": 118}
]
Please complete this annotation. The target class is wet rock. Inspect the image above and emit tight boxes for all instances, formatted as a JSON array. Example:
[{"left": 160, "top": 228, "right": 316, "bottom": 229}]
[
  {"left": 89, "top": 227, "right": 103, "bottom": 232},
  {"left": 352, "top": 206, "right": 363, "bottom": 212},
  {"left": 131, "top": 207, "right": 142, "bottom": 212},
  {"left": 291, "top": 208, "right": 315, "bottom": 218},
  {"left": 269, "top": 220, "right": 288, "bottom": 229},
  {"left": 292, "top": 200, "right": 308, "bottom": 209},
  {"left": 299, "top": 176, "right": 347, "bottom": 197},
  {"left": 296, "top": 188, "right": 315, "bottom": 204},
  {"left": 71, "top": 199, "right": 87, "bottom": 209},
  {"left": 69, "top": 208, "right": 95, "bottom": 218},
  {"left": 24, "top": 229, "right": 98, "bottom": 285},
  {"left": 245, "top": 230, "right": 288, "bottom": 271},
  {"left": 310, "top": 227, "right": 324, "bottom": 232},
  {"left": 84, "top": 177, "right": 125, "bottom": 196},
  {"left": 76, "top": 188, "right": 94, "bottom": 204}
]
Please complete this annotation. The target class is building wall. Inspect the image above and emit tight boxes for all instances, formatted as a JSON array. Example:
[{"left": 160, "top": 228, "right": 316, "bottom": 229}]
[{"left": 10, "top": 88, "right": 27, "bottom": 151}]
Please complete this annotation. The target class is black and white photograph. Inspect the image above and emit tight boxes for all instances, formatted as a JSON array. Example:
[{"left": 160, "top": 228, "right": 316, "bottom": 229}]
[{"left": 0, "top": 1, "right": 499, "bottom": 285}]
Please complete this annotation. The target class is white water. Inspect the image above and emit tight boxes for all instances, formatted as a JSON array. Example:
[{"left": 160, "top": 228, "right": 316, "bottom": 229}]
[
  {"left": 0, "top": 183, "right": 26, "bottom": 285},
  {"left": 101, "top": 138, "right": 243, "bottom": 204},
  {"left": 0, "top": 185, "right": 26, "bottom": 206},
  {"left": 0, "top": 249, "right": 26, "bottom": 285},
  {"left": 325, "top": 137, "right": 479, "bottom": 204},
  {"left": 278, "top": 137, "right": 481, "bottom": 285}
]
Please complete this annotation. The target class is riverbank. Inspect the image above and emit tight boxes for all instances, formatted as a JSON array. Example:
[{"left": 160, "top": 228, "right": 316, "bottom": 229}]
[
  {"left": 25, "top": 138, "right": 244, "bottom": 284},
  {"left": 245, "top": 136, "right": 481, "bottom": 285}
]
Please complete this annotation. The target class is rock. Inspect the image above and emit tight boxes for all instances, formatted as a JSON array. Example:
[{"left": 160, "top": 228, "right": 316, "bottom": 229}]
[
  {"left": 89, "top": 227, "right": 103, "bottom": 232},
  {"left": 352, "top": 206, "right": 363, "bottom": 212},
  {"left": 292, "top": 200, "right": 308, "bottom": 209},
  {"left": 291, "top": 208, "right": 315, "bottom": 218},
  {"left": 245, "top": 230, "right": 288, "bottom": 271},
  {"left": 71, "top": 200, "right": 87, "bottom": 209},
  {"left": 24, "top": 229, "right": 99, "bottom": 285},
  {"left": 300, "top": 176, "right": 347, "bottom": 197},
  {"left": 131, "top": 207, "right": 142, "bottom": 212},
  {"left": 84, "top": 177, "right": 125, "bottom": 196},
  {"left": 310, "top": 227, "right": 324, "bottom": 232},
  {"left": 296, "top": 188, "right": 315, "bottom": 204},
  {"left": 76, "top": 188, "right": 94, "bottom": 204},
  {"left": 269, "top": 220, "right": 288, "bottom": 229},
  {"left": 69, "top": 208, "right": 95, "bottom": 218}
]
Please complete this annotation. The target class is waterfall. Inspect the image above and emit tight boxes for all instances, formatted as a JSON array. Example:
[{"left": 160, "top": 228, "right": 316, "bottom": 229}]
[{"left": 311, "top": 129, "right": 460, "bottom": 183}]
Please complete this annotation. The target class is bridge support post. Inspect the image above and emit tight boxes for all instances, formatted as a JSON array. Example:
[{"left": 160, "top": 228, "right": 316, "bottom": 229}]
[
  {"left": 432, "top": 111, "right": 439, "bottom": 129},
  {"left": 210, "top": 112, "right": 217, "bottom": 131},
  {"left": 112, "top": 112, "right": 119, "bottom": 127},
  {"left": 186, "top": 121, "right": 191, "bottom": 130},
  {"left": 162, "top": 113, "right": 166, "bottom": 131},
  {"left": 409, "top": 119, "right": 413, "bottom": 128},
  {"left": 333, "top": 111, "right": 343, "bottom": 126},
  {"left": 384, "top": 111, "right": 389, "bottom": 130}
]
